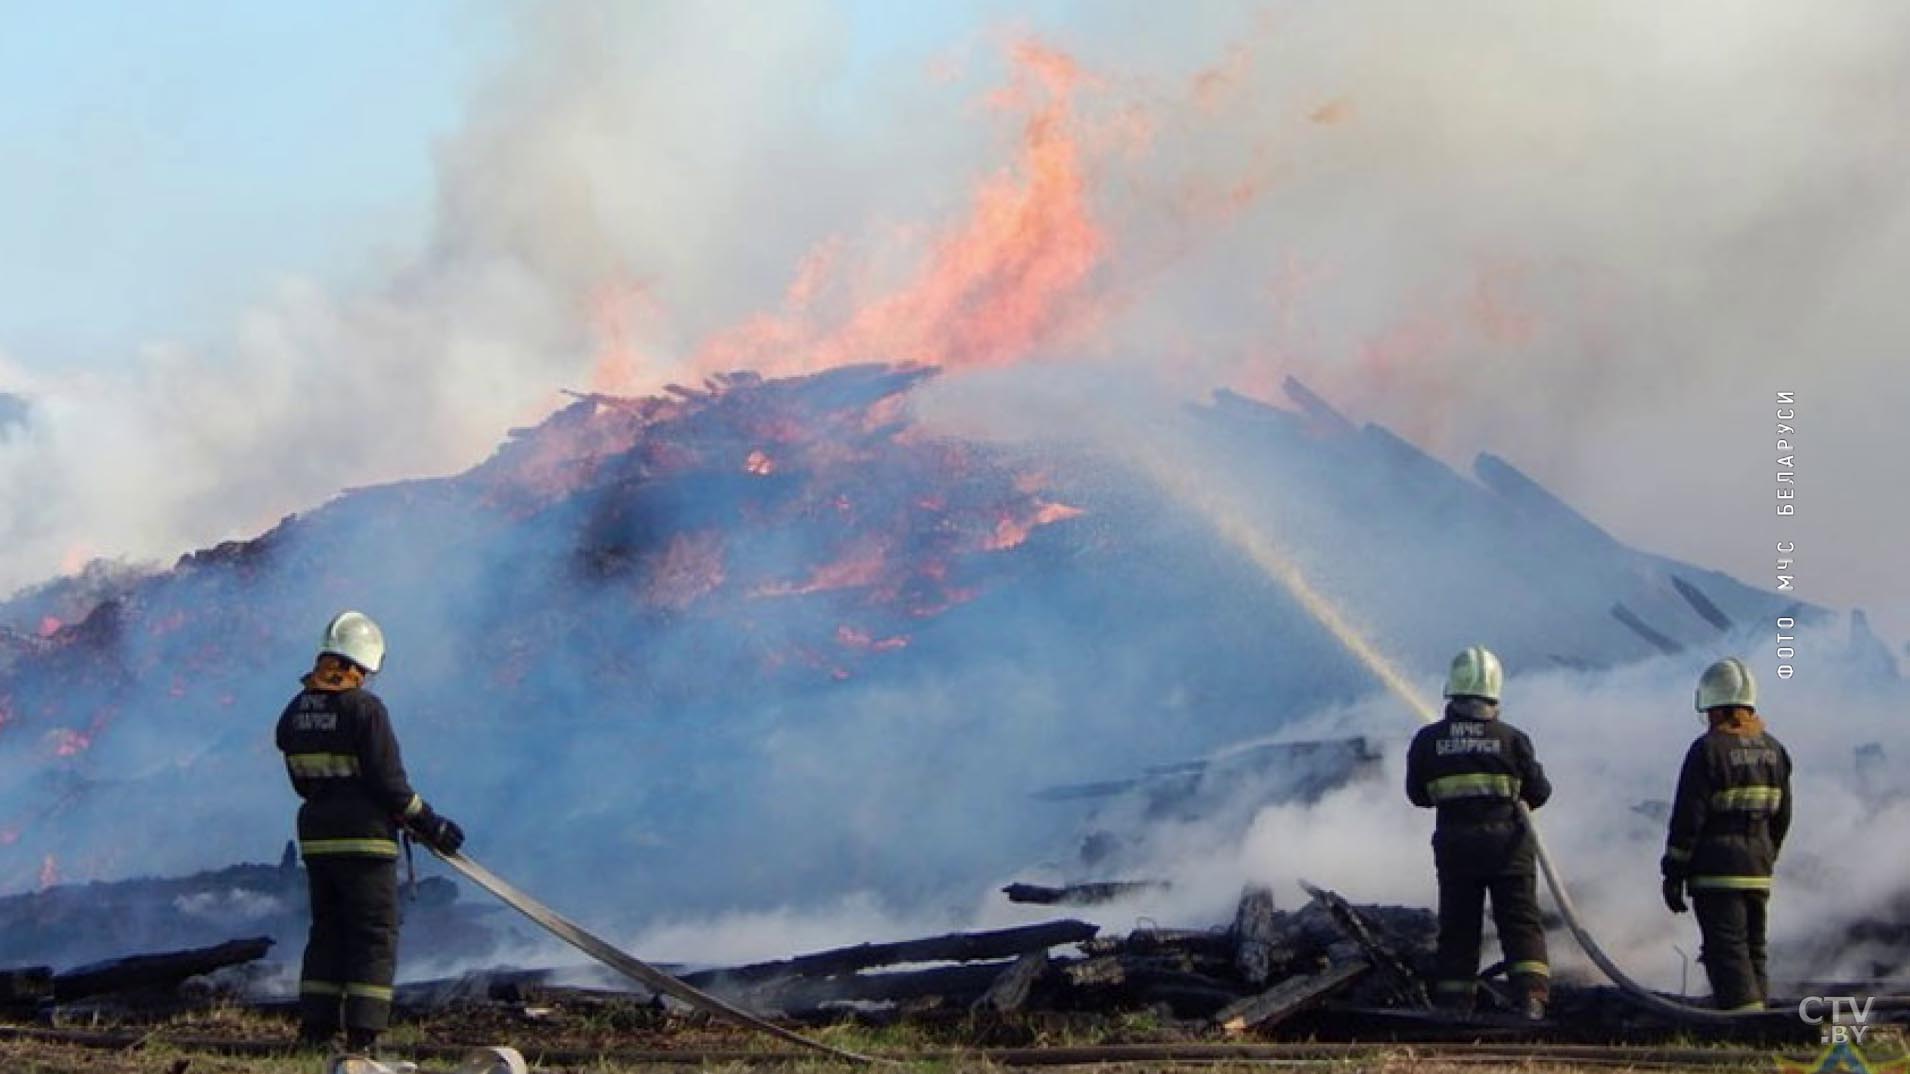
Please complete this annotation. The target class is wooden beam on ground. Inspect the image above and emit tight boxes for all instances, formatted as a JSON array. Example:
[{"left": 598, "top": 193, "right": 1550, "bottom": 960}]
[
  {"left": 1216, "top": 959, "right": 1370, "bottom": 1033},
  {"left": 1001, "top": 881, "right": 1166, "bottom": 906},
  {"left": 753, "top": 961, "right": 1011, "bottom": 1014},
  {"left": 973, "top": 950, "right": 1050, "bottom": 1014},
  {"left": 681, "top": 920, "right": 1097, "bottom": 987},
  {"left": 52, "top": 937, "right": 273, "bottom": 1003}
]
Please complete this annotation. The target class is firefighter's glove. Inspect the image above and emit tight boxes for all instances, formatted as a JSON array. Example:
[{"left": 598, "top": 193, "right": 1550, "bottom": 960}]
[
  {"left": 412, "top": 808, "right": 465, "bottom": 855},
  {"left": 1661, "top": 875, "right": 1688, "bottom": 915}
]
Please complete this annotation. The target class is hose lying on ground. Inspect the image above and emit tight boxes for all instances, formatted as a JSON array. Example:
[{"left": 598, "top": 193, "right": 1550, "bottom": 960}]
[{"left": 431, "top": 848, "right": 889, "bottom": 1065}]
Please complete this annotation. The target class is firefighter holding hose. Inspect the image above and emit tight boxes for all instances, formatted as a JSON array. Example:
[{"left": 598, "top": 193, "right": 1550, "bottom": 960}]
[
  {"left": 276, "top": 611, "right": 466, "bottom": 1065},
  {"left": 1407, "top": 645, "right": 1553, "bottom": 1020},
  {"left": 1660, "top": 657, "right": 1793, "bottom": 1011}
]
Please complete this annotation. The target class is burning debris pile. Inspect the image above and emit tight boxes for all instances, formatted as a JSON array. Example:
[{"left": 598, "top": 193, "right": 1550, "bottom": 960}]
[
  {"left": 472, "top": 884, "right": 1449, "bottom": 1031},
  {"left": 1, "top": 879, "right": 1831, "bottom": 1049},
  {"left": 0, "top": 362, "right": 1867, "bottom": 959}
]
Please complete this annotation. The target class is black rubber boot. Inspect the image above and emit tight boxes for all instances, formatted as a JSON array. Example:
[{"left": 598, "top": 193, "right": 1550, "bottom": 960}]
[{"left": 1511, "top": 972, "right": 1549, "bottom": 1021}]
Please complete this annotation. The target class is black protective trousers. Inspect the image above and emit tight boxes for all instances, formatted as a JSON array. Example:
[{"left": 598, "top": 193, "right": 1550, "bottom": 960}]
[
  {"left": 299, "top": 855, "right": 400, "bottom": 1035},
  {"left": 1694, "top": 890, "right": 1770, "bottom": 1011},
  {"left": 1432, "top": 838, "right": 1549, "bottom": 1007}
]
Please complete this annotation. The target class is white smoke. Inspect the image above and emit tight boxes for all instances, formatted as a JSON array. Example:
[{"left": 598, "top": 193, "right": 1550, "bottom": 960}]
[
  {"left": 3, "top": 0, "right": 1907, "bottom": 989},
  {"left": 1039, "top": 616, "right": 1910, "bottom": 991},
  {"left": 6, "top": 1, "right": 1906, "bottom": 639}
]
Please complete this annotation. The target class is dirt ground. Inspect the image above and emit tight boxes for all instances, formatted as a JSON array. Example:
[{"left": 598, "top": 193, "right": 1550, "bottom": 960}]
[{"left": 2, "top": 1001, "right": 1857, "bottom": 1074}]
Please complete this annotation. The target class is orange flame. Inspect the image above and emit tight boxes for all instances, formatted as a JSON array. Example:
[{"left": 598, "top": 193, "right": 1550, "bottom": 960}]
[
  {"left": 693, "top": 40, "right": 1107, "bottom": 377},
  {"left": 59, "top": 545, "right": 93, "bottom": 575},
  {"left": 753, "top": 540, "right": 891, "bottom": 598},
  {"left": 986, "top": 500, "right": 1085, "bottom": 551},
  {"left": 835, "top": 625, "right": 910, "bottom": 652},
  {"left": 37, "top": 616, "right": 61, "bottom": 638},
  {"left": 589, "top": 279, "right": 666, "bottom": 395},
  {"left": 49, "top": 729, "right": 91, "bottom": 758}
]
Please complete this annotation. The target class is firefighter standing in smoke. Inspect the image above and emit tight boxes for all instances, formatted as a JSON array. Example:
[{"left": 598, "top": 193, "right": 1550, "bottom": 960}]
[
  {"left": 276, "top": 611, "right": 465, "bottom": 1054},
  {"left": 1406, "top": 646, "right": 1553, "bottom": 1019},
  {"left": 1660, "top": 658, "right": 1793, "bottom": 1011}
]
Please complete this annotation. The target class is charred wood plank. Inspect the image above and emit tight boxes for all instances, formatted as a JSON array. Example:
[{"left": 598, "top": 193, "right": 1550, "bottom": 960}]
[
  {"left": 1058, "top": 956, "right": 1244, "bottom": 1011},
  {"left": 1115, "top": 924, "right": 1230, "bottom": 955},
  {"left": 752, "top": 961, "right": 1010, "bottom": 1012},
  {"left": 1060, "top": 956, "right": 1128, "bottom": 989},
  {"left": 1231, "top": 886, "right": 1285, "bottom": 987},
  {"left": 1298, "top": 881, "right": 1429, "bottom": 1008},
  {"left": 681, "top": 920, "right": 1097, "bottom": 987},
  {"left": 53, "top": 937, "right": 273, "bottom": 1003},
  {"left": 972, "top": 950, "right": 1050, "bottom": 1014},
  {"left": 1001, "top": 881, "right": 1166, "bottom": 906},
  {"left": 1216, "top": 958, "right": 1370, "bottom": 1033},
  {"left": 393, "top": 967, "right": 583, "bottom": 1009}
]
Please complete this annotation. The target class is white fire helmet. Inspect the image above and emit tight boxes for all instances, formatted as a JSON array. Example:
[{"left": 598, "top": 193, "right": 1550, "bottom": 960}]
[
  {"left": 1696, "top": 657, "right": 1756, "bottom": 712},
  {"left": 1444, "top": 645, "right": 1503, "bottom": 701},
  {"left": 319, "top": 610, "right": 386, "bottom": 674}
]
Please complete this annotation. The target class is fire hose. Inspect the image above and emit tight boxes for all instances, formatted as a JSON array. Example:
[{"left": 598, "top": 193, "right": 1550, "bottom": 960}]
[
  {"left": 428, "top": 848, "right": 888, "bottom": 1065},
  {"left": 433, "top": 462, "right": 1763, "bottom": 1038},
  {"left": 1522, "top": 804, "right": 1770, "bottom": 1023},
  {"left": 1395, "top": 670, "right": 1772, "bottom": 1023},
  {"left": 1125, "top": 448, "right": 1775, "bottom": 1023}
]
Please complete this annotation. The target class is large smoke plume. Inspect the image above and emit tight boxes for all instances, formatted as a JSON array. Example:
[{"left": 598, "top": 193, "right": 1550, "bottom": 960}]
[{"left": 1, "top": 1, "right": 1905, "bottom": 988}]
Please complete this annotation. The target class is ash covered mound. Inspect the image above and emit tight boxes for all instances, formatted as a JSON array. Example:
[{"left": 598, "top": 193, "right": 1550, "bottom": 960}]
[{"left": 0, "top": 365, "right": 1807, "bottom": 934}]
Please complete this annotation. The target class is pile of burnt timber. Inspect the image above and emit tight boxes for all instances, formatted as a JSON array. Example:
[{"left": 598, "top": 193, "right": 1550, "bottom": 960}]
[
  {"left": 439, "top": 883, "right": 1822, "bottom": 1047},
  {"left": 0, "top": 845, "right": 505, "bottom": 978},
  {"left": 2, "top": 937, "right": 274, "bottom": 1017},
  {"left": 0, "top": 881, "right": 1832, "bottom": 1049},
  {"left": 458, "top": 884, "right": 1442, "bottom": 1031}
]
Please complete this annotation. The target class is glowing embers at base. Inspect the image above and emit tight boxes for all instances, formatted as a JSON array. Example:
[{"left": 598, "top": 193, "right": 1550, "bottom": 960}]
[{"left": 987, "top": 501, "right": 1085, "bottom": 551}]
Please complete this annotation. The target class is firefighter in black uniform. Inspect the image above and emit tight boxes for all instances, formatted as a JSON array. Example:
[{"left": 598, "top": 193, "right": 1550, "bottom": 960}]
[
  {"left": 276, "top": 611, "right": 465, "bottom": 1059},
  {"left": 1407, "top": 645, "right": 1552, "bottom": 1019},
  {"left": 1661, "top": 657, "right": 1792, "bottom": 1011}
]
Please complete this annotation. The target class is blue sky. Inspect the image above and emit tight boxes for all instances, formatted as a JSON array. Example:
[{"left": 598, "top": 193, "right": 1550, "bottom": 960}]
[
  {"left": 0, "top": 1, "right": 507, "bottom": 369},
  {"left": 0, "top": 1, "right": 1020, "bottom": 373}
]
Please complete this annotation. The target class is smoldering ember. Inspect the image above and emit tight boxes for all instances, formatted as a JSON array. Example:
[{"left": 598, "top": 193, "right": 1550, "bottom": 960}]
[{"left": 0, "top": 366, "right": 1904, "bottom": 1055}]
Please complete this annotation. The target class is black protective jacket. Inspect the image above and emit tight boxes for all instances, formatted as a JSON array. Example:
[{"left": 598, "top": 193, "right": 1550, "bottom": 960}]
[
  {"left": 1407, "top": 698, "right": 1552, "bottom": 873},
  {"left": 275, "top": 685, "right": 426, "bottom": 859},
  {"left": 1661, "top": 711, "right": 1792, "bottom": 892}
]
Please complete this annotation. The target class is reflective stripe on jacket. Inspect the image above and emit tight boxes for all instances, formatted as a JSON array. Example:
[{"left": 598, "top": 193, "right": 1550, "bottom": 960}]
[
  {"left": 275, "top": 685, "right": 425, "bottom": 859},
  {"left": 1661, "top": 713, "right": 1792, "bottom": 889}
]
